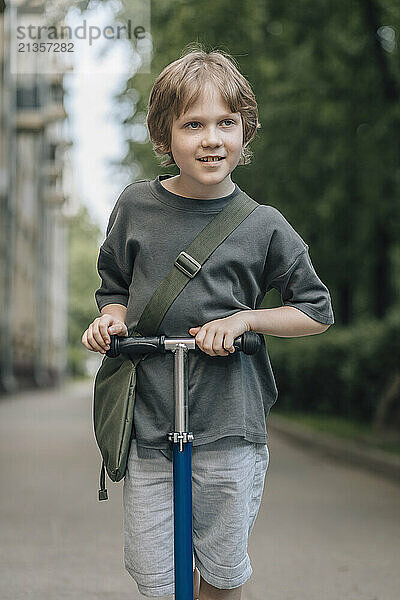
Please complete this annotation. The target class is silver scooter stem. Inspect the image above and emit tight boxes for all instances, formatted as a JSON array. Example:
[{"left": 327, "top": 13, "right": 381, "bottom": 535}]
[{"left": 164, "top": 338, "right": 196, "bottom": 452}]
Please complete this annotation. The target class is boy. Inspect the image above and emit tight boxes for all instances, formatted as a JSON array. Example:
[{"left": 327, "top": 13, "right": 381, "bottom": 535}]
[{"left": 82, "top": 47, "right": 334, "bottom": 600}]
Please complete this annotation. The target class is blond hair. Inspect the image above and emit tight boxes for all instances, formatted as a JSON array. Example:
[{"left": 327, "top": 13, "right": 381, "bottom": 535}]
[{"left": 146, "top": 43, "right": 261, "bottom": 167}]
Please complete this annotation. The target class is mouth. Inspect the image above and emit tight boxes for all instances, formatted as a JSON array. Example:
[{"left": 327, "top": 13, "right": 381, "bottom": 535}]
[{"left": 197, "top": 157, "right": 225, "bottom": 164}]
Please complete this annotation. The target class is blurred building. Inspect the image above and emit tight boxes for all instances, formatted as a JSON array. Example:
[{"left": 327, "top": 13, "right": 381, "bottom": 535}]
[{"left": 0, "top": 0, "right": 75, "bottom": 393}]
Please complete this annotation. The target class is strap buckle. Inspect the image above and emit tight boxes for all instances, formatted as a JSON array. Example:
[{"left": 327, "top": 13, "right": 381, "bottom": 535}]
[{"left": 174, "top": 251, "right": 201, "bottom": 278}]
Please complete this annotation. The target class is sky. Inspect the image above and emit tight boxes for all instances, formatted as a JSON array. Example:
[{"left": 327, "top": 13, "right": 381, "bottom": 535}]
[{"left": 62, "top": 1, "right": 143, "bottom": 234}]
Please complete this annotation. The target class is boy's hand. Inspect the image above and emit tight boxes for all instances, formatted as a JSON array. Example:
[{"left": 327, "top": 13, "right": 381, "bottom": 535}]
[
  {"left": 81, "top": 315, "right": 128, "bottom": 354},
  {"left": 189, "top": 312, "right": 251, "bottom": 357}
]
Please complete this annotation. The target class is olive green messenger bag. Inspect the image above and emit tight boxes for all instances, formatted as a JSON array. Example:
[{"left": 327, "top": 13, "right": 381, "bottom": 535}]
[{"left": 93, "top": 191, "right": 258, "bottom": 500}]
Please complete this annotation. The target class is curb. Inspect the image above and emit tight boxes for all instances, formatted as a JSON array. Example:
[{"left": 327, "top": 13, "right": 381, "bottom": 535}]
[{"left": 268, "top": 414, "right": 400, "bottom": 484}]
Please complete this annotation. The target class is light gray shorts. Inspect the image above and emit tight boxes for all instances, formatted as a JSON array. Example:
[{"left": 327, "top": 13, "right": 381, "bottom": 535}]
[{"left": 123, "top": 435, "right": 269, "bottom": 598}]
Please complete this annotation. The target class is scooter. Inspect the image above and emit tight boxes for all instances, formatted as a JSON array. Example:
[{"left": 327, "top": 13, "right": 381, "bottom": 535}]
[{"left": 108, "top": 330, "right": 262, "bottom": 600}]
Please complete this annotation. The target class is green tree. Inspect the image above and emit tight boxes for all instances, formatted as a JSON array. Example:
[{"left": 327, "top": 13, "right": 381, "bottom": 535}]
[{"left": 117, "top": 0, "right": 399, "bottom": 326}]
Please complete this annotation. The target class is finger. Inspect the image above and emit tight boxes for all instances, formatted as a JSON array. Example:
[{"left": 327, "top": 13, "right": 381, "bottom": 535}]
[
  {"left": 87, "top": 322, "right": 107, "bottom": 353},
  {"left": 194, "top": 328, "right": 207, "bottom": 353},
  {"left": 92, "top": 319, "right": 110, "bottom": 351},
  {"left": 213, "top": 329, "right": 229, "bottom": 356},
  {"left": 109, "top": 322, "right": 128, "bottom": 336},
  {"left": 224, "top": 333, "right": 236, "bottom": 353},
  {"left": 189, "top": 326, "right": 201, "bottom": 335},
  {"left": 202, "top": 328, "right": 217, "bottom": 356},
  {"left": 81, "top": 330, "right": 95, "bottom": 352},
  {"left": 194, "top": 327, "right": 206, "bottom": 344},
  {"left": 99, "top": 319, "right": 112, "bottom": 345}
]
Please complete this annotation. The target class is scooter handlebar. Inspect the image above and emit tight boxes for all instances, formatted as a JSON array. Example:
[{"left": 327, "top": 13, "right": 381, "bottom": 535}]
[{"left": 106, "top": 330, "right": 262, "bottom": 358}]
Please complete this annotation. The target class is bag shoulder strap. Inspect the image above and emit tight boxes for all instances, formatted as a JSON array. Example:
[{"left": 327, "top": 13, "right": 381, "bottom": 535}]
[{"left": 135, "top": 191, "right": 259, "bottom": 336}]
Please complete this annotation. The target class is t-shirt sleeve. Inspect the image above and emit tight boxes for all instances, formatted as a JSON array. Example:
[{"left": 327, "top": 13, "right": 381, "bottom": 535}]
[
  {"left": 263, "top": 207, "right": 335, "bottom": 325},
  {"left": 94, "top": 186, "right": 137, "bottom": 312}
]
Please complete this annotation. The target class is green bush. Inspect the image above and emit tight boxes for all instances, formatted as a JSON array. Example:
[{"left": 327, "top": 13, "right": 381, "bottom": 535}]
[
  {"left": 67, "top": 205, "right": 103, "bottom": 377},
  {"left": 266, "top": 306, "right": 400, "bottom": 424}
]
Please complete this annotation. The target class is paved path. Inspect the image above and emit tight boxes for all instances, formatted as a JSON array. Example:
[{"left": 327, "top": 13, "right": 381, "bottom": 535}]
[{"left": 0, "top": 380, "right": 399, "bottom": 600}]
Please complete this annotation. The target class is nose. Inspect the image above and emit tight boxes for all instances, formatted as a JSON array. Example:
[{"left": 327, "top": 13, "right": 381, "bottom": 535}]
[{"left": 201, "top": 126, "right": 223, "bottom": 148}]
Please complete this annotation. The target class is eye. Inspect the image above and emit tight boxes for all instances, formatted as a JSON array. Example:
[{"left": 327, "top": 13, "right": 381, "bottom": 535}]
[
  {"left": 185, "top": 121, "right": 201, "bottom": 129},
  {"left": 221, "top": 119, "right": 235, "bottom": 126}
]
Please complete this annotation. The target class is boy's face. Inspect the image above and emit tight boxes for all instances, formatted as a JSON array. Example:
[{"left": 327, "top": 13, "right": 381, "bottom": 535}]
[{"left": 168, "top": 85, "right": 244, "bottom": 194}]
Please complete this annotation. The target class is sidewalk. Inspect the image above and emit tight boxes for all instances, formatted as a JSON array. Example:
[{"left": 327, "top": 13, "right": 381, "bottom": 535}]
[
  {"left": 268, "top": 413, "right": 400, "bottom": 484},
  {"left": 2, "top": 380, "right": 400, "bottom": 599}
]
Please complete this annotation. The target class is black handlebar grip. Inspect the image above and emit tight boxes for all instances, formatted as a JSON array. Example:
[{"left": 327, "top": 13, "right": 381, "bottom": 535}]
[
  {"left": 233, "top": 331, "right": 262, "bottom": 355},
  {"left": 107, "top": 334, "right": 120, "bottom": 358},
  {"left": 107, "top": 335, "right": 165, "bottom": 358}
]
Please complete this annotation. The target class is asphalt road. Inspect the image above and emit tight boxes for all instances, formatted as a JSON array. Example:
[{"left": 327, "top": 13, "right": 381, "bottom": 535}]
[{"left": 0, "top": 380, "right": 399, "bottom": 600}]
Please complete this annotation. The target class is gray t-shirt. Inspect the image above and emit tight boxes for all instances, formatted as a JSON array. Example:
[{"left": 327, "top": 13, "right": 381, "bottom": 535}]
[{"left": 95, "top": 174, "right": 334, "bottom": 458}]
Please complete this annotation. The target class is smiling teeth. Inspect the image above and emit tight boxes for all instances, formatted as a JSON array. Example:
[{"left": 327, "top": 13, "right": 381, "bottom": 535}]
[{"left": 200, "top": 157, "right": 222, "bottom": 162}]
